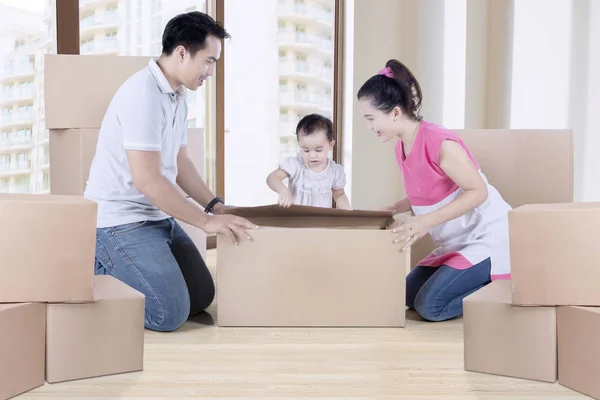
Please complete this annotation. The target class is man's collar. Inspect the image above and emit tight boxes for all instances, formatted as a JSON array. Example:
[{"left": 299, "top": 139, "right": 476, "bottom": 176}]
[{"left": 147, "top": 58, "right": 186, "bottom": 97}]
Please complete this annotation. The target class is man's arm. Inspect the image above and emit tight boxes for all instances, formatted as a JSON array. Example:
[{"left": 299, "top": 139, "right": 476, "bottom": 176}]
[
  {"left": 127, "top": 149, "right": 211, "bottom": 228},
  {"left": 176, "top": 146, "right": 221, "bottom": 211}
]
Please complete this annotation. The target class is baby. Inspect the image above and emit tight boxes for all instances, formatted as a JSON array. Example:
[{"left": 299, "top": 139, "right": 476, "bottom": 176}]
[{"left": 267, "top": 113, "right": 351, "bottom": 209}]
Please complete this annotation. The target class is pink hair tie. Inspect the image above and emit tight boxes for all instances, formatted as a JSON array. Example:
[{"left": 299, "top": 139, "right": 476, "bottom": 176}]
[{"left": 378, "top": 66, "right": 394, "bottom": 78}]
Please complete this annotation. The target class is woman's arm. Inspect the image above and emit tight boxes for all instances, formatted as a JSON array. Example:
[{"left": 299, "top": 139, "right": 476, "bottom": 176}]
[
  {"left": 392, "top": 139, "right": 488, "bottom": 251},
  {"left": 422, "top": 139, "right": 488, "bottom": 227}
]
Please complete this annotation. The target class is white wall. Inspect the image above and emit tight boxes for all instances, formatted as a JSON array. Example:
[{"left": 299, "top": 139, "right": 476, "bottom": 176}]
[
  {"left": 347, "top": 0, "right": 600, "bottom": 204},
  {"left": 344, "top": 0, "right": 405, "bottom": 210}
]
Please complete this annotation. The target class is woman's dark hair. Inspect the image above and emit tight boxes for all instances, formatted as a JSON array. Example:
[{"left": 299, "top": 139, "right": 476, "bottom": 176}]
[
  {"left": 162, "top": 11, "right": 230, "bottom": 57},
  {"left": 357, "top": 59, "right": 423, "bottom": 121},
  {"left": 296, "top": 113, "right": 335, "bottom": 142}
]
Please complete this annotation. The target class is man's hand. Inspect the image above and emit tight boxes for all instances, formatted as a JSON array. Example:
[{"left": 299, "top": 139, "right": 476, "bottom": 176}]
[{"left": 203, "top": 214, "right": 258, "bottom": 245}]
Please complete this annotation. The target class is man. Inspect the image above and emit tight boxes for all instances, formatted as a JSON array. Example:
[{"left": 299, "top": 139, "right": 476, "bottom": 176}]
[{"left": 84, "top": 11, "right": 255, "bottom": 332}]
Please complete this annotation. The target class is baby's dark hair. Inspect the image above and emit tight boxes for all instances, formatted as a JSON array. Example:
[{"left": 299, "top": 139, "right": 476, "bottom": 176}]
[
  {"left": 357, "top": 59, "right": 423, "bottom": 121},
  {"left": 295, "top": 113, "right": 335, "bottom": 142}
]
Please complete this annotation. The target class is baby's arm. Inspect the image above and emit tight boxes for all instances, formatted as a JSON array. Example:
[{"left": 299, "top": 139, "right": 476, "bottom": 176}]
[
  {"left": 333, "top": 188, "right": 352, "bottom": 210},
  {"left": 266, "top": 168, "right": 289, "bottom": 194},
  {"left": 332, "top": 163, "right": 351, "bottom": 210},
  {"left": 266, "top": 168, "right": 293, "bottom": 207}
]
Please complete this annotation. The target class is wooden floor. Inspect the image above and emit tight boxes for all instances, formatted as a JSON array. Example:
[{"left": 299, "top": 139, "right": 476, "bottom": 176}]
[{"left": 21, "top": 250, "right": 589, "bottom": 400}]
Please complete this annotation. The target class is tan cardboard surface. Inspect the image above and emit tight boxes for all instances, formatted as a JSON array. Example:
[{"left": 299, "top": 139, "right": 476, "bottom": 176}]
[
  {"left": 558, "top": 306, "right": 600, "bottom": 399},
  {"left": 0, "top": 303, "right": 45, "bottom": 400},
  {"left": 49, "top": 128, "right": 207, "bottom": 257},
  {"left": 49, "top": 128, "right": 99, "bottom": 196},
  {"left": 410, "top": 129, "right": 573, "bottom": 268},
  {"left": 463, "top": 280, "right": 557, "bottom": 382},
  {"left": 509, "top": 202, "right": 600, "bottom": 306},
  {"left": 218, "top": 206, "right": 406, "bottom": 327},
  {"left": 46, "top": 275, "right": 145, "bottom": 383},
  {"left": 0, "top": 194, "right": 96, "bottom": 303},
  {"left": 44, "top": 54, "right": 150, "bottom": 129}
]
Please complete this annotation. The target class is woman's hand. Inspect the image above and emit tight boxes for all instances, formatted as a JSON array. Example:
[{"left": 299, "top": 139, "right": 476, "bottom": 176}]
[{"left": 391, "top": 215, "right": 433, "bottom": 252}]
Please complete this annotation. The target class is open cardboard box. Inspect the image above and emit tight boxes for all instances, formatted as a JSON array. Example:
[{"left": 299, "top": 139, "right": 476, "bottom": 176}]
[{"left": 217, "top": 205, "right": 409, "bottom": 327}]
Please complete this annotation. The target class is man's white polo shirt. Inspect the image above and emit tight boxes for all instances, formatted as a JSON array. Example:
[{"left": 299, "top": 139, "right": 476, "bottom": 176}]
[{"left": 84, "top": 58, "right": 189, "bottom": 228}]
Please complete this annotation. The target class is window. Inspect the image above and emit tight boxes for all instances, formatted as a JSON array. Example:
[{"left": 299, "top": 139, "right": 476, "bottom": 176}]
[
  {"left": 279, "top": 109, "right": 289, "bottom": 121},
  {"left": 151, "top": 42, "right": 162, "bottom": 55},
  {"left": 151, "top": 16, "right": 162, "bottom": 38},
  {"left": 187, "top": 119, "right": 197, "bottom": 128},
  {"left": 223, "top": 0, "right": 338, "bottom": 205},
  {"left": 151, "top": 0, "right": 162, "bottom": 14},
  {"left": 279, "top": 78, "right": 288, "bottom": 90}
]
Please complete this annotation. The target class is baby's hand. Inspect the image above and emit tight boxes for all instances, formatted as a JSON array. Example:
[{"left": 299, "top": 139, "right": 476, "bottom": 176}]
[{"left": 277, "top": 188, "right": 293, "bottom": 208}]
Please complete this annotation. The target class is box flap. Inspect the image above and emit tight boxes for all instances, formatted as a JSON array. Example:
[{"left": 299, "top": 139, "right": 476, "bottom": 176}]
[
  {"left": 93, "top": 275, "right": 145, "bottom": 301},
  {"left": 0, "top": 193, "right": 94, "bottom": 204},
  {"left": 224, "top": 205, "right": 395, "bottom": 229},
  {"left": 44, "top": 54, "right": 150, "bottom": 129},
  {"left": 512, "top": 202, "right": 600, "bottom": 213}
]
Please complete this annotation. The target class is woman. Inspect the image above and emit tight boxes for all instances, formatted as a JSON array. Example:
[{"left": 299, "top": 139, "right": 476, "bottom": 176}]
[{"left": 357, "top": 59, "right": 512, "bottom": 322}]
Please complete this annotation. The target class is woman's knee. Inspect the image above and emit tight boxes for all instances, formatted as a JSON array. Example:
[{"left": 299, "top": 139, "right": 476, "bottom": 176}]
[{"left": 413, "top": 301, "right": 447, "bottom": 322}]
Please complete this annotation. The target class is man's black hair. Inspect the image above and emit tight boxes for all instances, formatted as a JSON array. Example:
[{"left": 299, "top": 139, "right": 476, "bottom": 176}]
[{"left": 162, "top": 11, "right": 230, "bottom": 56}]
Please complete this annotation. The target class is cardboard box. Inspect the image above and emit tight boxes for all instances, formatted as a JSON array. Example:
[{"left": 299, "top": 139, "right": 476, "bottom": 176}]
[
  {"left": 44, "top": 54, "right": 150, "bottom": 129},
  {"left": 558, "top": 306, "right": 600, "bottom": 399},
  {"left": 0, "top": 194, "right": 96, "bottom": 303},
  {"left": 0, "top": 303, "right": 46, "bottom": 400},
  {"left": 46, "top": 275, "right": 145, "bottom": 384},
  {"left": 463, "top": 280, "right": 557, "bottom": 382},
  {"left": 509, "top": 203, "right": 600, "bottom": 306},
  {"left": 49, "top": 127, "right": 207, "bottom": 258},
  {"left": 49, "top": 128, "right": 99, "bottom": 196},
  {"left": 410, "top": 129, "right": 573, "bottom": 268},
  {"left": 217, "top": 205, "right": 408, "bottom": 327}
]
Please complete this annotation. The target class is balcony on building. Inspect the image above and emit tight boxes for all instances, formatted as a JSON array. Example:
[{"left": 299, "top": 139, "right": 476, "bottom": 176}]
[
  {"left": 0, "top": 111, "right": 35, "bottom": 128},
  {"left": 36, "top": 153, "right": 50, "bottom": 171},
  {"left": 2, "top": 86, "right": 36, "bottom": 106},
  {"left": 80, "top": 37, "right": 119, "bottom": 55},
  {"left": 279, "top": 89, "right": 332, "bottom": 115},
  {"left": 0, "top": 134, "right": 34, "bottom": 154},
  {"left": 0, "top": 61, "right": 35, "bottom": 83},
  {"left": 0, "top": 160, "right": 32, "bottom": 177},
  {"left": 80, "top": 0, "right": 119, "bottom": 11},
  {"left": 80, "top": 10, "right": 119, "bottom": 35},
  {"left": 277, "top": 0, "right": 333, "bottom": 29},
  {"left": 278, "top": 60, "right": 333, "bottom": 86}
]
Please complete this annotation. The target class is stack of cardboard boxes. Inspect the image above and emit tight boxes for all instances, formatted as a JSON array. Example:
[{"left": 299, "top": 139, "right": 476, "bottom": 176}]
[
  {"left": 0, "top": 195, "right": 145, "bottom": 400},
  {"left": 44, "top": 54, "right": 207, "bottom": 258},
  {"left": 457, "top": 132, "right": 600, "bottom": 398},
  {"left": 0, "top": 54, "right": 165, "bottom": 400}
]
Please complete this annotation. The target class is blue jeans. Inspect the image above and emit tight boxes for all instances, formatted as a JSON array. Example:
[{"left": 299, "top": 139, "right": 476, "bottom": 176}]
[
  {"left": 94, "top": 218, "right": 214, "bottom": 332},
  {"left": 406, "top": 258, "right": 491, "bottom": 322}
]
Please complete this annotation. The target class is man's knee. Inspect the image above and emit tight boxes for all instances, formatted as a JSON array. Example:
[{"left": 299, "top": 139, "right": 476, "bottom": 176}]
[{"left": 189, "top": 278, "right": 215, "bottom": 315}]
